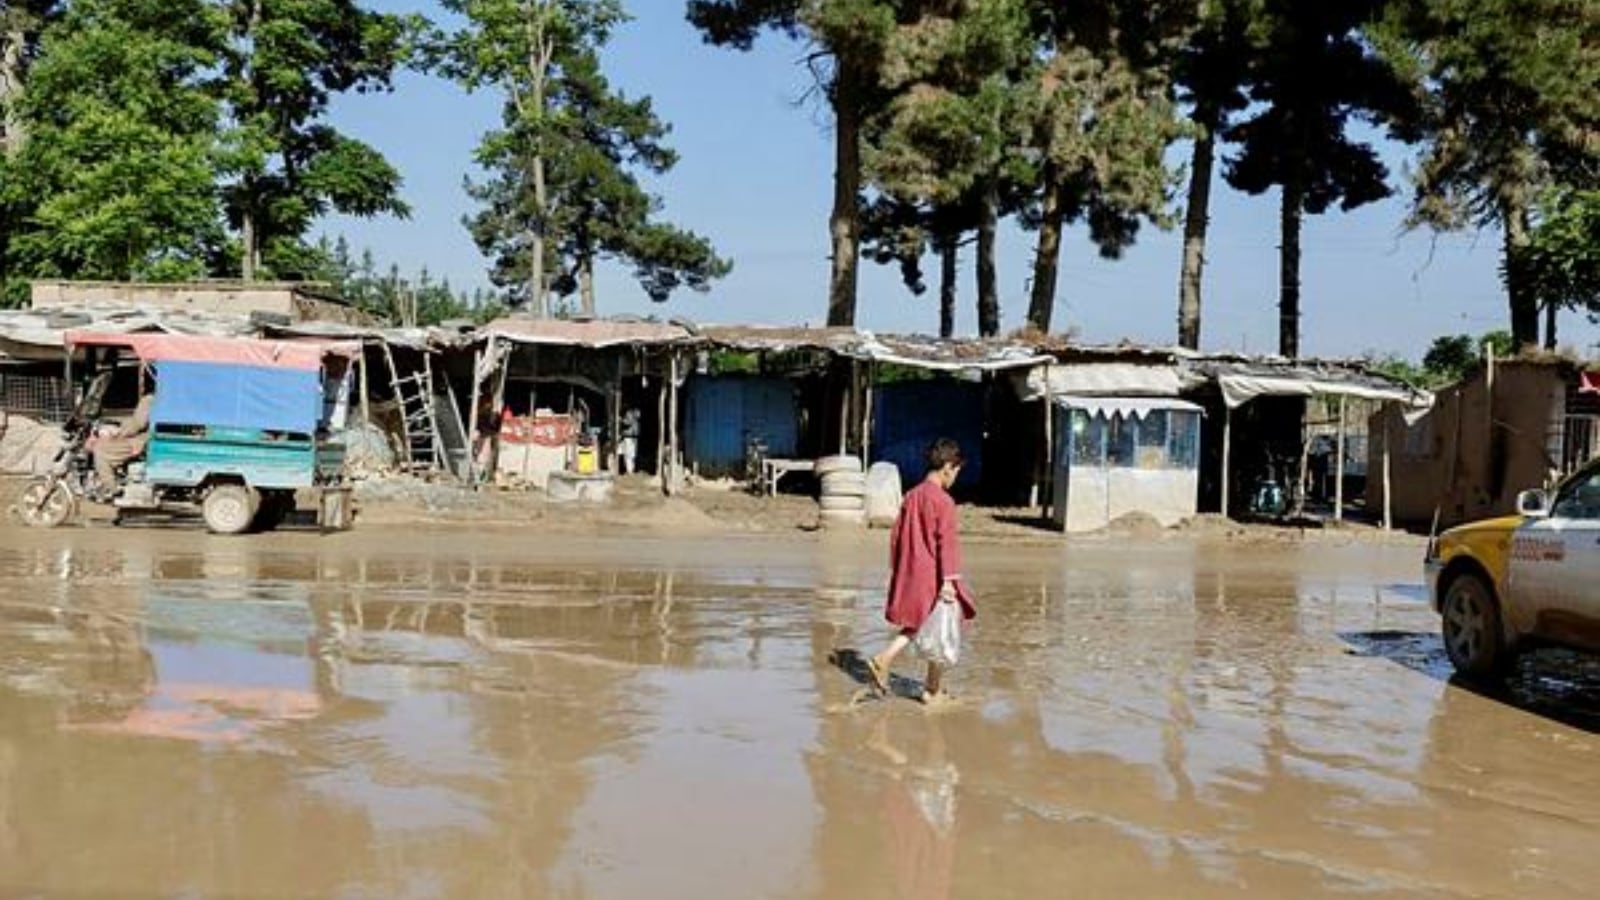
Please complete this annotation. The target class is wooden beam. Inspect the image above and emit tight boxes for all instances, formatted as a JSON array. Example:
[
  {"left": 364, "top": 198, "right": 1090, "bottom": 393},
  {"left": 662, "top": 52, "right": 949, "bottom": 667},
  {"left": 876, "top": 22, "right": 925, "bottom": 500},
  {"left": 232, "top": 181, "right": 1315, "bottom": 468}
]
[
  {"left": 1382, "top": 410, "right": 1393, "bottom": 531},
  {"left": 465, "top": 345, "right": 484, "bottom": 484},
  {"left": 667, "top": 352, "right": 681, "bottom": 496},
  {"left": 862, "top": 363, "right": 874, "bottom": 467},
  {"left": 1334, "top": 395, "right": 1348, "bottom": 522},
  {"left": 1221, "top": 406, "right": 1233, "bottom": 519}
]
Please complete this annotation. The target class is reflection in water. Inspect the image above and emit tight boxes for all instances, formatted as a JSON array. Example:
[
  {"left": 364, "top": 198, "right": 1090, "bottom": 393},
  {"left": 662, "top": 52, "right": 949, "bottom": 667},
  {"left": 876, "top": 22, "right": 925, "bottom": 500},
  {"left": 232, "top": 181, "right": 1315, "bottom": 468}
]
[{"left": 0, "top": 529, "right": 1597, "bottom": 898}]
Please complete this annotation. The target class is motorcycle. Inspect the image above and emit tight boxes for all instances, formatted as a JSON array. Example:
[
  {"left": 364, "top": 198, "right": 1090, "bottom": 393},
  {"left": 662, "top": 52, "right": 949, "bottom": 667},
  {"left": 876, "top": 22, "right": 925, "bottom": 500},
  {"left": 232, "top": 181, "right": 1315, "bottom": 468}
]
[
  {"left": 12, "top": 370, "right": 114, "bottom": 528},
  {"left": 1247, "top": 449, "right": 1292, "bottom": 519}
]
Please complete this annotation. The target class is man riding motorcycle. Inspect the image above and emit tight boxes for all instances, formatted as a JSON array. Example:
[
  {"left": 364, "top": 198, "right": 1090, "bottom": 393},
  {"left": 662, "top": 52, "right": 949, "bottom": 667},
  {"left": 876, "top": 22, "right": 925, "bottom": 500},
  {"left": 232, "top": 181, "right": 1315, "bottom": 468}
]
[{"left": 89, "top": 375, "right": 153, "bottom": 500}]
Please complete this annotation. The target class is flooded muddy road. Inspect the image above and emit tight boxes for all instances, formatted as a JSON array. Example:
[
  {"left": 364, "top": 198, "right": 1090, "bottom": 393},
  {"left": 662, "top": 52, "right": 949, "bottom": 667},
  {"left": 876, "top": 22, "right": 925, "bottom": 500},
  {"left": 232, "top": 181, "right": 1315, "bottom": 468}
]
[{"left": 1, "top": 523, "right": 1597, "bottom": 899}]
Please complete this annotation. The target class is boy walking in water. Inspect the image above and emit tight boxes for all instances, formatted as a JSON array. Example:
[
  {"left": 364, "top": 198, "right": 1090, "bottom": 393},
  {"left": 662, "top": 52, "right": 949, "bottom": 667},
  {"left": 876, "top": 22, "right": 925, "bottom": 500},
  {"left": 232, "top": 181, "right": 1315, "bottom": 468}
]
[{"left": 867, "top": 438, "right": 977, "bottom": 702}]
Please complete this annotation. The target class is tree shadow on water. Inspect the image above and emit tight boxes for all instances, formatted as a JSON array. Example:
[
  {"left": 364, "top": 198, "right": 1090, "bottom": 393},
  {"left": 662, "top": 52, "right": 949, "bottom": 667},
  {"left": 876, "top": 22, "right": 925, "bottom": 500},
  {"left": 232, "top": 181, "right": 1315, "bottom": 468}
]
[{"left": 1342, "top": 630, "right": 1600, "bottom": 735}]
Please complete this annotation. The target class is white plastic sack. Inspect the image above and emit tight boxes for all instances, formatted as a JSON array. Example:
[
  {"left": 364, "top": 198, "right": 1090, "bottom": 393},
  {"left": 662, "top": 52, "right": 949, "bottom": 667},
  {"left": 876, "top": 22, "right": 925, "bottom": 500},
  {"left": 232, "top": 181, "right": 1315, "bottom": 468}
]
[{"left": 914, "top": 597, "right": 962, "bottom": 667}]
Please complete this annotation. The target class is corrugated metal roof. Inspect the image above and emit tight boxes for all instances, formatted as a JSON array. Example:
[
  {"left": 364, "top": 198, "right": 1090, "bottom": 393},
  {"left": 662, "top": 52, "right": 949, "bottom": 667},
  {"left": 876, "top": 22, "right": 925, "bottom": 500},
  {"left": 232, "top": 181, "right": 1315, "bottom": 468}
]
[{"left": 485, "top": 316, "right": 694, "bottom": 348}]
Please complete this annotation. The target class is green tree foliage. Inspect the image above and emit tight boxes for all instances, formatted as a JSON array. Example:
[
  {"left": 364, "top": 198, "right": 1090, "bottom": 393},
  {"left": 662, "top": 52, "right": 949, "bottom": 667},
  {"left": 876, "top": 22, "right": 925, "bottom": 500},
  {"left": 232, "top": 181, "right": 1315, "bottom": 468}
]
[
  {"left": 311, "top": 235, "right": 505, "bottom": 326},
  {"left": 1382, "top": 0, "right": 1599, "bottom": 350},
  {"left": 443, "top": 0, "right": 728, "bottom": 315},
  {"left": 217, "top": 0, "right": 415, "bottom": 281},
  {"left": 687, "top": 0, "right": 896, "bottom": 328},
  {"left": 1224, "top": 0, "right": 1413, "bottom": 359},
  {"left": 1512, "top": 187, "right": 1600, "bottom": 344},
  {"left": 1369, "top": 330, "right": 1518, "bottom": 388},
  {"left": 4, "top": 0, "right": 226, "bottom": 284},
  {"left": 1021, "top": 0, "right": 1191, "bottom": 335},
  {"left": 860, "top": 0, "right": 1189, "bottom": 338},
  {"left": 862, "top": 0, "right": 1033, "bottom": 338}
]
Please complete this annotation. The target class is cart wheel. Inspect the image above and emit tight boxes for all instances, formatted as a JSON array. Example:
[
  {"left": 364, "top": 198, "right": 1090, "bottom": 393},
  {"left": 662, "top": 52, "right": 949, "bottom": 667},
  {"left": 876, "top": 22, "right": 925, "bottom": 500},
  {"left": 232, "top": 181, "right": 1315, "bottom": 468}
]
[
  {"left": 15, "top": 479, "right": 75, "bottom": 528},
  {"left": 203, "top": 484, "right": 258, "bottom": 535}
]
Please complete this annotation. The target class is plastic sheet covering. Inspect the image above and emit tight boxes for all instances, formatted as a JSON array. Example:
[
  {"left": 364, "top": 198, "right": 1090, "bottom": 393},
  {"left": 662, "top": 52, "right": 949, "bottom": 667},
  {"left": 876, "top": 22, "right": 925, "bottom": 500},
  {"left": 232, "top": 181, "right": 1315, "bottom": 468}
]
[
  {"left": 1015, "top": 363, "right": 1189, "bottom": 402},
  {"left": 152, "top": 361, "right": 321, "bottom": 434},
  {"left": 69, "top": 332, "right": 356, "bottom": 371}
]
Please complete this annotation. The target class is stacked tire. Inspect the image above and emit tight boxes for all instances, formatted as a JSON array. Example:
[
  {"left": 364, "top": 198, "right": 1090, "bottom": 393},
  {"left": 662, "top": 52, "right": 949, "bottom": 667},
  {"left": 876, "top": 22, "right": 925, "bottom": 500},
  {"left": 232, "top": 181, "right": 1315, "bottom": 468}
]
[{"left": 816, "top": 455, "right": 866, "bottom": 529}]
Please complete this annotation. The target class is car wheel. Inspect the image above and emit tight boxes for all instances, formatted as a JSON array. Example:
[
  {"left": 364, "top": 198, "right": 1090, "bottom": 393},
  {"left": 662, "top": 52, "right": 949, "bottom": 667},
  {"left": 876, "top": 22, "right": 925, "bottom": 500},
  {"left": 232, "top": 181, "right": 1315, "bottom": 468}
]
[
  {"left": 203, "top": 484, "right": 258, "bottom": 535},
  {"left": 1441, "top": 571, "right": 1511, "bottom": 680}
]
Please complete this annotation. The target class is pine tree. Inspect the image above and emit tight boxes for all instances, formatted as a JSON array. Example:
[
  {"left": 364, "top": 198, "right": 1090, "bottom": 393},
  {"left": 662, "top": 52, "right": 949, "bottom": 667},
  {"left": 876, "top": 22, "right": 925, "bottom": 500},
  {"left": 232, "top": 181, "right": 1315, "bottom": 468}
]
[
  {"left": 1021, "top": 0, "right": 1191, "bottom": 335},
  {"left": 1224, "top": 0, "right": 1412, "bottom": 359},
  {"left": 1173, "top": 0, "right": 1255, "bottom": 349},
  {"left": 688, "top": 0, "right": 896, "bottom": 328},
  {"left": 1384, "top": 0, "right": 1599, "bottom": 349},
  {"left": 444, "top": 0, "right": 728, "bottom": 314}
]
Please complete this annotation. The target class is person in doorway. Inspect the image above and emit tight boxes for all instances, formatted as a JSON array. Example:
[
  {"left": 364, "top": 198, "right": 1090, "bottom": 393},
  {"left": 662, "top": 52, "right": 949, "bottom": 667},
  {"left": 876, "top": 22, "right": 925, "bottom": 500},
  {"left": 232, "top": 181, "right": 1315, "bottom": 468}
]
[
  {"left": 91, "top": 379, "right": 154, "bottom": 499},
  {"left": 867, "top": 438, "right": 977, "bottom": 703},
  {"left": 618, "top": 406, "right": 642, "bottom": 475}
]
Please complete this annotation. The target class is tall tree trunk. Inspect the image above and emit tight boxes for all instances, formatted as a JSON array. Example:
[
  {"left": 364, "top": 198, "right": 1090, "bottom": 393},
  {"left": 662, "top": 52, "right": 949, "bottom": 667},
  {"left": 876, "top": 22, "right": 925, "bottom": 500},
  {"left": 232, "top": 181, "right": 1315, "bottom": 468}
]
[
  {"left": 937, "top": 232, "right": 957, "bottom": 339},
  {"left": 976, "top": 184, "right": 1000, "bottom": 338},
  {"left": 1278, "top": 181, "right": 1303, "bottom": 359},
  {"left": 239, "top": 0, "right": 264, "bottom": 281},
  {"left": 528, "top": 38, "right": 552, "bottom": 319},
  {"left": 579, "top": 254, "right": 596, "bottom": 318},
  {"left": 1178, "top": 104, "right": 1219, "bottom": 350},
  {"left": 1027, "top": 173, "right": 1067, "bottom": 334},
  {"left": 1503, "top": 199, "right": 1538, "bottom": 350},
  {"left": 1544, "top": 302, "right": 1557, "bottom": 351},
  {"left": 0, "top": 25, "right": 26, "bottom": 156},
  {"left": 826, "top": 63, "right": 863, "bottom": 328},
  {"left": 241, "top": 203, "right": 259, "bottom": 281}
]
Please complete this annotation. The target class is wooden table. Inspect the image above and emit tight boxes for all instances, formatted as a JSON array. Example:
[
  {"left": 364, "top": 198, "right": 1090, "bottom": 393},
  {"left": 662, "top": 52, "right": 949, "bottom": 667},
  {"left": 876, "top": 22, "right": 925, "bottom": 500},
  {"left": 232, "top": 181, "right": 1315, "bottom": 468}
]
[{"left": 761, "top": 457, "right": 814, "bottom": 496}]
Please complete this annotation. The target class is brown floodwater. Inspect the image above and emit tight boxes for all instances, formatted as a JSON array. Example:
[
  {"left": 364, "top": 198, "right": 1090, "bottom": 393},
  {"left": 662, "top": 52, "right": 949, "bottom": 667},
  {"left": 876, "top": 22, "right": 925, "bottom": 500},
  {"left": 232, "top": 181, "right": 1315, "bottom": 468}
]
[{"left": 0, "top": 520, "right": 1597, "bottom": 899}]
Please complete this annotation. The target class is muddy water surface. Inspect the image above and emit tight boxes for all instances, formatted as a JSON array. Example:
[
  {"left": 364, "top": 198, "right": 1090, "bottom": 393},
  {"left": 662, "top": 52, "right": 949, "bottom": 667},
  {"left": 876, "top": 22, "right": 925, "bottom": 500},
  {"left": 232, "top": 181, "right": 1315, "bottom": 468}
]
[{"left": 1, "top": 523, "right": 1597, "bottom": 899}]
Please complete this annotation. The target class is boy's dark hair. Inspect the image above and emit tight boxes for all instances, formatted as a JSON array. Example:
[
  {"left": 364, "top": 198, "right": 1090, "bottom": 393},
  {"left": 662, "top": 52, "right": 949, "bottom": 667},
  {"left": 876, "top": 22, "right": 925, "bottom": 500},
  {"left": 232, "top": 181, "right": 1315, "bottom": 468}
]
[{"left": 925, "top": 438, "right": 964, "bottom": 472}]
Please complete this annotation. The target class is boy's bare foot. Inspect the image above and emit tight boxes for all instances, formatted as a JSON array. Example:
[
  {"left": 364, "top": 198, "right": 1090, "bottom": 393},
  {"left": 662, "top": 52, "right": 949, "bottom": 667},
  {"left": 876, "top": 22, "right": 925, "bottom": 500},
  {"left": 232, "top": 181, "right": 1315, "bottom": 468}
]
[{"left": 865, "top": 656, "right": 891, "bottom": 695}]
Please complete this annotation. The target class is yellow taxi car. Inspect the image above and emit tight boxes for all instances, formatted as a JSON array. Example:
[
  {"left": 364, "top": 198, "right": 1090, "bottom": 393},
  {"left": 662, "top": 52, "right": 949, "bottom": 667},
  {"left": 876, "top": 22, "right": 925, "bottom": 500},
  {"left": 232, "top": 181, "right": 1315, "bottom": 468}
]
[{"left": 1427, "top": 457, "right": 1600, "bottom": 679}]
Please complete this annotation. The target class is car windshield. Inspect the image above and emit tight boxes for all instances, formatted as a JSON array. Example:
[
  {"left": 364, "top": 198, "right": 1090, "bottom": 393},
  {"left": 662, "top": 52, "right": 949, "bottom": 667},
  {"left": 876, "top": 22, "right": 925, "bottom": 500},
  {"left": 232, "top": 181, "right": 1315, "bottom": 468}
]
[{"left": 1553, "top": 467, "right": 1600, "bottom": 521}]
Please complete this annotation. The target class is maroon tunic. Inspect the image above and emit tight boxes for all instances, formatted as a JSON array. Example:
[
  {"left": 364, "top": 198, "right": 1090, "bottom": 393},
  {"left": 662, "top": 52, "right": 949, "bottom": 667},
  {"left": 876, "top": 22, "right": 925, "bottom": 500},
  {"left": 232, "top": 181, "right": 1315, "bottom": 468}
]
[{"left": 885, "top": 480, "right": 977, "bottom": 632}]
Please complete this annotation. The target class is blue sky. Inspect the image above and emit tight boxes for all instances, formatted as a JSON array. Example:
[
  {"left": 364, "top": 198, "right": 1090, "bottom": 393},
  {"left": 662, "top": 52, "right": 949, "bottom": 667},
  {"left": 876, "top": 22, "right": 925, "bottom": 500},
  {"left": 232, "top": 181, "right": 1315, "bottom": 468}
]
[{"left": 322, "top": 1, "right": 1598, "bottom": 360}]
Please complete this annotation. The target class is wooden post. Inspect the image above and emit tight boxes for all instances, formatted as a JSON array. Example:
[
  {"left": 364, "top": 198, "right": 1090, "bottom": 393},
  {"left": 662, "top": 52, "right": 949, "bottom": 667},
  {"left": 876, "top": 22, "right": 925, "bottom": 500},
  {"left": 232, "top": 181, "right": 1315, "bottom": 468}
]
[
  {"left": 610, "top": 354, "right": 624, "bottom": 473},
  {"left": 466, "top": 344, "right": 484, "bottom": 484},
  {"left": 1382, "top": 410, "right": 1393, "bottom": 531},
  {"left": 838, "top": 361, "right": 851, "bottom": 456},
  {"left": 358, "top": 346, "right": 372, "bottom": 427},
  {"left": 655, "top": 355, "right": 668, "bottom": 485},
  {"left": 1334, "top": 395, "right": 1348, "bottom": 522},
  {"left": 1040, "top": 365, "right": 1054, "bottom": 515},
  {"left": 491, "top": 338, "right": 510, "bottom": 477},
  {"left": 1221, "top": 406, "right": 1233, "bottom": 519},
  {"left": 861, "top": 363, "right": 874, "bottom": 467},
  {"left": 667, "top": 352, "right": 681, "bottom": 496}
]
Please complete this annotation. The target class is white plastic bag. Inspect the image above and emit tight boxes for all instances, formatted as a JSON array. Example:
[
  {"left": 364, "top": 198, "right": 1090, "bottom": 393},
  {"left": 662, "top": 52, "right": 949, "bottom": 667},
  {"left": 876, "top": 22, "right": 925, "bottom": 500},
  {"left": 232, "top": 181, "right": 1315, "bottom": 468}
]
[{"left": 914, "top": 596, "right": 962, "bottom": 667}]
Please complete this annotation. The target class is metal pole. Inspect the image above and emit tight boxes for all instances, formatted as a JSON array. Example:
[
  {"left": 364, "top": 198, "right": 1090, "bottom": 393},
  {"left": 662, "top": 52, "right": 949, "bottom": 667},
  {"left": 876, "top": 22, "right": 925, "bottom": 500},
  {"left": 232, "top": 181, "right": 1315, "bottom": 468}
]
[
  {"left": 1335, "top": 395, "right": 1347, "bottom": 522},
  {"left": 1221, "top": 406, "right": 1233, "bottom": 519}
]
